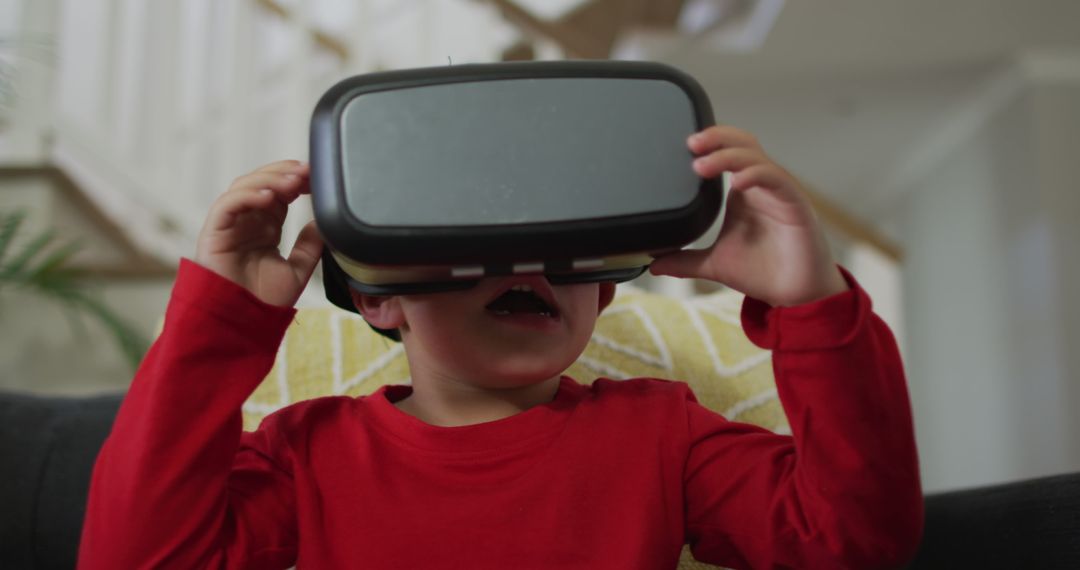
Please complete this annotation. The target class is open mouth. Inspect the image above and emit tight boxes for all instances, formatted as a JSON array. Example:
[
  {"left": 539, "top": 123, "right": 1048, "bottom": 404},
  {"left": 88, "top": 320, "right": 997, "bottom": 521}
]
[{"left": 485, "top": 284, "right": 560, "bottom": 319}]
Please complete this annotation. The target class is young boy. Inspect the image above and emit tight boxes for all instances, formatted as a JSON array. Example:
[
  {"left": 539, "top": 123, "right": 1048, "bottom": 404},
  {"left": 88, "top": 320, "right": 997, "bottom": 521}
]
[{"left": 78, "top": 126, "right": 923, "bottom": 569}]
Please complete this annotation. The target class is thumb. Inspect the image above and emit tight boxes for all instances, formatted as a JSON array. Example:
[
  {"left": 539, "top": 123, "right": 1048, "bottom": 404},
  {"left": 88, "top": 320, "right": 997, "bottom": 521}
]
[
  {"left": 287, "top": 221, "right": 324, "bottom": 284},
  {"left": 649, "top": 248, "right": 713, "bottom": 280}
]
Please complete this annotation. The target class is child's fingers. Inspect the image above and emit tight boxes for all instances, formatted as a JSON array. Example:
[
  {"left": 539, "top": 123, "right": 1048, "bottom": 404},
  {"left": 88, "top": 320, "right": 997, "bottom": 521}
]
[
  {"left": 692, "top": 148, "right": 766, "bottom": 179},
  {"left": 262, "top": 192, "right": 289, "bottom": 226},
  {"left": 205, "top": 187, "right": 281, "bottom": 232},
  {"left": 287, "top": 220, "right": 324, "bottom": 282},
  {"left": 688, "top": 125, "right": 762, "bottom": 154},
  {"left": 252, "top": 159, "right": 309, "bottom": 176},
  {"left": 729, "top": 163, "right": 792, "bottom": 193},
  {"left": 228, "top": 171, "right": 307, "bottom": 200},
  {"left": 649, "top": 247, "right": 714, "bottom": 280},
  {"left": 207, "top": 165, "right": 310, "bottom": 234}
]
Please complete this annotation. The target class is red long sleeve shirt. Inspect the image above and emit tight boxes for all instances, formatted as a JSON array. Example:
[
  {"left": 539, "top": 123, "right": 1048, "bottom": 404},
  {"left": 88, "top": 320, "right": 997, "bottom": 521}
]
[{"left": 78, "top": 260, "right": 922, "bottom": 569}]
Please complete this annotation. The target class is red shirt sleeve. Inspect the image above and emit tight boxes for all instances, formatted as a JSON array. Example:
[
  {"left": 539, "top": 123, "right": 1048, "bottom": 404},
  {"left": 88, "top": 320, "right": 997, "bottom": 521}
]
[
  {"left": 78, "top": 260, "right": 300, "bottom": 569},
  {"left": 684, "top": 268, "right": 924, "bottom": 569}
]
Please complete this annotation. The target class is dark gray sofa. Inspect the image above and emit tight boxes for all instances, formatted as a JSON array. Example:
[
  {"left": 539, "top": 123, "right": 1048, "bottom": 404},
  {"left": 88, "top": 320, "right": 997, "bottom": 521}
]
[
  {"left": 1, "top": 392, "right": 122, "bottom": 569},
  {"left": 2, "top": 391, "right": 1078, "bottom": 569}
]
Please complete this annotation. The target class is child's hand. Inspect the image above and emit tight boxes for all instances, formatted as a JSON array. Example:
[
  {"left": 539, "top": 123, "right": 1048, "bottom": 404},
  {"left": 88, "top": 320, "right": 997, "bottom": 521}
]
[
  {"left": 650, "top": 126, "right": 848, "bottom": 307},
  {"left": 194, "top": 160, "right": 323, "bottom": 307}
]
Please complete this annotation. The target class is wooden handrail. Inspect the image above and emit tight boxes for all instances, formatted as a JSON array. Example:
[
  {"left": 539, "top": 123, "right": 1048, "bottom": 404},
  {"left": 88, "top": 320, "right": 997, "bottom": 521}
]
[
  {"left": 254, "top": 0, "right": 350, "bottom": 61},
  {"left": 489, "top": 0, "right": 687, "bottom": 59},
  {"left": 488, "top": 0, "right": 609, "bottom": 59},
  {"left": 0, "top": 167, "right": 177, "bottom": 278},
  {"left": 802, "top": 183, "right": 904, "bottom": 262}
]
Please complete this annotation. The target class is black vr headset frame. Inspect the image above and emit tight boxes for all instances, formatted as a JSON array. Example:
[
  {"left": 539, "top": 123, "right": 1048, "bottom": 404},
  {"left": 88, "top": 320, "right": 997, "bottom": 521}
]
[{"left": 311, "top": 60, "right": 721, "bottom": 311}]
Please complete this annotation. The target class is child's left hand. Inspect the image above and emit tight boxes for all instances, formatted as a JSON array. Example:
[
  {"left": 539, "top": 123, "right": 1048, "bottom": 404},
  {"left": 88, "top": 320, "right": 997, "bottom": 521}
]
[{"left": 649, "top": 125, "right": 849, "bottom": 307}]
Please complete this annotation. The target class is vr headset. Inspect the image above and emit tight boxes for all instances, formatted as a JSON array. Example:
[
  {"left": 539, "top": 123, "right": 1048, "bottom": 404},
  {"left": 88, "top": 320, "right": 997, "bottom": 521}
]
[{"left": 310, "top": 61, "right": 722, "bottom": 313}]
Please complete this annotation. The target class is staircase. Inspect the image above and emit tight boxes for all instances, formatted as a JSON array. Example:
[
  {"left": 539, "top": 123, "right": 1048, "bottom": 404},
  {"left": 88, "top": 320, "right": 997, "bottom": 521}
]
[
  {"left": 1, "top": 0, "right": 528, "bottom": 274},
  {"left": 2, "top": 0, "right": 898, "bottom": 287}
]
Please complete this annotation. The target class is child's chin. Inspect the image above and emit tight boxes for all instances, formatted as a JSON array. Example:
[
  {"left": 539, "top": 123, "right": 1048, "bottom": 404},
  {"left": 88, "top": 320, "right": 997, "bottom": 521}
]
[
  {"left": 469, "top": 355, "right": 576, "bottom": 388},
  {"left": 481, "top": 366, "right": 564, "bottom": 387}
]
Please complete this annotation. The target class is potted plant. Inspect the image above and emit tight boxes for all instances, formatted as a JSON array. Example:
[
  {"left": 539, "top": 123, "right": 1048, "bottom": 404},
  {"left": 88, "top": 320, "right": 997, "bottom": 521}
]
[{"left": 0, "top": 210, "right": 149, "bottom": 370}]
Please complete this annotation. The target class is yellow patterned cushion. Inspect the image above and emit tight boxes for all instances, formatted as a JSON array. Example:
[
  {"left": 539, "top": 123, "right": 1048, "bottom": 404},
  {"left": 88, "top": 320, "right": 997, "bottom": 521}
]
[{"left": 243, "top": 286, "right": 782, "bottom": 570}]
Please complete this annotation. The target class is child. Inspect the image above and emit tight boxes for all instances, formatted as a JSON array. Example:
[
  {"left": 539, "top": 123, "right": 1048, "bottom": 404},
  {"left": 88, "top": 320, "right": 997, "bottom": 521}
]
[{"left": 78, "top": 126, "right": 922, "bottom": 569}]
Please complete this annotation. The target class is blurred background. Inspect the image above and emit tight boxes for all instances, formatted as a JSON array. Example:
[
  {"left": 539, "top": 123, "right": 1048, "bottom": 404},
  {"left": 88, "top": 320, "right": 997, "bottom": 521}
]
[{"left": 0, "top": 0, "right": 1077, "bottom": 494}]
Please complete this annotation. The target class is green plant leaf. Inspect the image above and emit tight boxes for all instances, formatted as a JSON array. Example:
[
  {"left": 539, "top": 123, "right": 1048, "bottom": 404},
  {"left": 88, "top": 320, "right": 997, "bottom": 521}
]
[
  {"left": 66, "top": 290, "right": 149, "bottom": 369},
  {"left": 1, "top": 228, "right": 56, "bottom": 281},
  {"left": 27, "top": 240, "right": 81, "bottom": 280},
  {"left": 1, "top": 209, "right": 151, "bottom": 370},
  {"left": 0, "top": 210, "right": 26, "bottom": 265}
]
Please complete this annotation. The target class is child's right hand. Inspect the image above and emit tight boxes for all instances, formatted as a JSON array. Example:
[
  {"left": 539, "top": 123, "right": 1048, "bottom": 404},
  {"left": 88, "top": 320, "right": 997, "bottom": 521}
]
[{"left": 194, "top": 160, "right": 323, "bottom": 307}]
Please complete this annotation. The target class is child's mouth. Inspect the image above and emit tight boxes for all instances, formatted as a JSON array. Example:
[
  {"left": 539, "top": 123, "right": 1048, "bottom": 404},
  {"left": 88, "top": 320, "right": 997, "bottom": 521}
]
[{"left": 485, "top": 285, "right": 560, "bottom": 319}]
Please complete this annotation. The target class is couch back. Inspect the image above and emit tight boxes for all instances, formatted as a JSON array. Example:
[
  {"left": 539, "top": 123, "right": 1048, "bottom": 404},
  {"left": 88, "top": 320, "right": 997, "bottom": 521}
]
[{"left": 0, "top": 392, "right": 122, "bottom": 570}]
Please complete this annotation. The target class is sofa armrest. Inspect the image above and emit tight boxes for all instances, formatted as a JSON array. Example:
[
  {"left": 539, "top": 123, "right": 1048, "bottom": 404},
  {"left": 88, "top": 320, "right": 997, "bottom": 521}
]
[{"left": 907, "top": 472, "right": 1080, "bottom": 568}]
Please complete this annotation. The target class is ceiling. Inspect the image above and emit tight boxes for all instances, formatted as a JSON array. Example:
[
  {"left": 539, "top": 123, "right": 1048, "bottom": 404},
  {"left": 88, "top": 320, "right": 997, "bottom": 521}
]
[
  {"left": 657, "top": 0, "right": 1080, "bottom": 78},
  {"left": 619, "top": 0, "right": 1080, "bottom": 227}
]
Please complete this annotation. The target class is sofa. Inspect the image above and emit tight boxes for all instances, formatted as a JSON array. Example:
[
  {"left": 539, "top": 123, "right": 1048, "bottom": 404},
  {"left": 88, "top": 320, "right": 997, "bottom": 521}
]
[
  {"left": 3, "top": 288, "right": 1079, "bottom": 568},
  {"left": 1, "top": 391, "right": 122, "bottom": 569},
  {"left": 3, "top": 390, "right": 1078, "bottom": 569}
]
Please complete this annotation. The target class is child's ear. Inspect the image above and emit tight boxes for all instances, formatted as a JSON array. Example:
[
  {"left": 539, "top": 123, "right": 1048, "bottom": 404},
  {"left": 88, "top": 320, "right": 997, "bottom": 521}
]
[
  {"left": 597, "top": 282, "right": 616, "bottom": 313},
  {"left": 349, "top": 289, "right": 406, "bottom": 330}
]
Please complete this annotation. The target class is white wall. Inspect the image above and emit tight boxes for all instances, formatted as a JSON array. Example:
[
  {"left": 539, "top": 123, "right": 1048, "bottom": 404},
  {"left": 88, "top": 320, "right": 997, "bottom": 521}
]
[
  {"left": 896, "top": 67, "right": 1080, "bottom": 492},
  {"left": 846, "top": 243, "right": 905, "bottom": 356},
  {"left": 0, "top": 0, "right": 57, "bottom": 164},
  {"left": 0, "top": 176, "right": 174, "bottom": 395},
  {"left": 1028, "top": 81, "right": 1080, "bottom": 453},
  {"left": 0, "top": 277, "right": 172, "bottom": 395}
]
